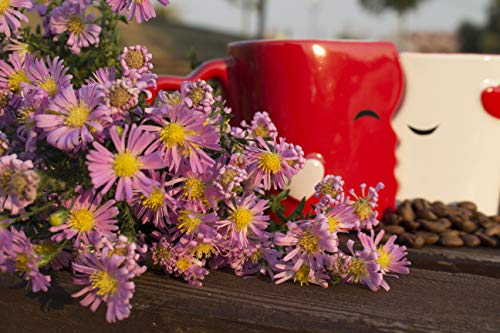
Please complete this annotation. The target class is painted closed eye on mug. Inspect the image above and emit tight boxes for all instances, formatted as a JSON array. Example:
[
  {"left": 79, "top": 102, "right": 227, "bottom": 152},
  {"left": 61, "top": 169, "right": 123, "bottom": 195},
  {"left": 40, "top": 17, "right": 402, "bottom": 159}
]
[{"left": 353, "top": 109, "right": 380, "bottom": 121}]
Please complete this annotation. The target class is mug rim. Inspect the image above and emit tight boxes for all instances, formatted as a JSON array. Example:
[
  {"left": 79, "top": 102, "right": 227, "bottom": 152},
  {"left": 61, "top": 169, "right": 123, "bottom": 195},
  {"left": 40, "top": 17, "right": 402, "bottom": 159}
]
[
  {"left": 228, "top": 39, "right": 394, "bottom": 48},
  {"left": 401, "top": 51, "right": 500, "bottom": 59}
]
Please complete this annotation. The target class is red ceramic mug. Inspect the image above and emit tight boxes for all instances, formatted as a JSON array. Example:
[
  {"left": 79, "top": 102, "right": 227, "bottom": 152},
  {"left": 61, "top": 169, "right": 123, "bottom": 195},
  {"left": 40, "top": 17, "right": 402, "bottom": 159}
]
[{"left": 154, "top": 40, "right": 404, "bottom": 213}]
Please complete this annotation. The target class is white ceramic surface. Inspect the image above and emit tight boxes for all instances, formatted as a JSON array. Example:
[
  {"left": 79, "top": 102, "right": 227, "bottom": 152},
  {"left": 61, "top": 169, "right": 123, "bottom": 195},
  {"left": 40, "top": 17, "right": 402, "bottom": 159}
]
[
  {"left": 393, "top": 52, "right": 500, "bottom": 215},
  {"left": 287, "top": 157, "right": 325, "bottom": 201}
]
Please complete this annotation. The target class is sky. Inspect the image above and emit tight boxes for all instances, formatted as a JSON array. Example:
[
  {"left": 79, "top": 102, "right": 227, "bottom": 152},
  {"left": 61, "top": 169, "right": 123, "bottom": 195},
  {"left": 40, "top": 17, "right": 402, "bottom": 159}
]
[{"left": 169, "top": 0, "right": 491, "bottom": 39}]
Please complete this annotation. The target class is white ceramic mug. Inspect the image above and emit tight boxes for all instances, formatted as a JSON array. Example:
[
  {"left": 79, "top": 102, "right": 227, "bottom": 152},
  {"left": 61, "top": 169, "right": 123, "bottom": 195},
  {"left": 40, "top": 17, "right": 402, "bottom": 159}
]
[{"left": 393, "top": 52, "right": 500, "bottom": 215}]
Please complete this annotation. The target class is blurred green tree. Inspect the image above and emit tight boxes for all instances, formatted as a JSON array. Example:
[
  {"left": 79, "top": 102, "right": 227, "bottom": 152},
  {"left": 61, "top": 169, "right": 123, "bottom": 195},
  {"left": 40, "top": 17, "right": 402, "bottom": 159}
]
[
  {"left": 358, "top": 0, "right": 428, "bottom": 34},
  {"left": 458, "top": 0, "right": 500, "bottom": 53}
]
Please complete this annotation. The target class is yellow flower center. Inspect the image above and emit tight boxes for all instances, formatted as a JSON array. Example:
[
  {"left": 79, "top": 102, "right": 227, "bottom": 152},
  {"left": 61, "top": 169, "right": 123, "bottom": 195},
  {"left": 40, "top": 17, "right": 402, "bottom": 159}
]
[
  {"left": 124, "top": 49, "right": 145, "bottom": 69},
  {"left": 15, "top": 253, "right": 29, "bottom": 272},
  {"left": 90, "top": 271, "right": 118, "bottom": 296},
  {"left": 160, "top": 123, "right": 186, "bottom": 148},
  {"left": 298, "top": 231, "right": 319, "bottom": 254},
  {"left": 141, "top": 187, "right": 163, "bottom": 211},
  {"left": 0, "top": 93, "right": 10, "bottom": 108},
  {"left": 113, "top": 150, "right": 142, "bottom": 177},
  {"left": 347, "top": 258, "right": 367, "bottom": 283},
  {"left": 0, "top": 168, "right": 13, "bottom": 192},
  {"left": 258, "top": 152, "right": 281, "bottom": 174},
  {"left": 176, "top": 257, "right": 191, "bottom": 271},
  {"left": 16, "top": 106, "right": 35, "bottom": 126},
  {"left": 177, "top": 210, "right": 202, "bottom": 234},
  {"left": 65, "top": 103, "right": 90, "bottom": 128},
  {"left": 231, "top": 207, "right": 253, "bottom": 232},
  {"left": 109, "top": 85, "right": 132, "bottom": 108},
  {"left": 220, "top": 169, "right": 239, "bottom": 188},
  {"left": 163, "top": 92, "right": 182, "bottom": 106},
  {"left": 39, "top": 77, "right": 58, "bottom": 97},
  {"left": 293, "top": 265, "right": 310, "bottom": 286},
  {"left": 353, "top": 199, "right": 373, "bottom": 221},
  {"left": 193, "top": 243, "right": 215, "bottom": 259},
  {"left": 8, "top": 70, "right": 29, "bottom": 93},
  {"left": 253, "top": 125, "right": 268, "bottom": 137},
  {"left": 376, "top": 247, "right": 393, "bottom": 269},
  {"left": 9, "top": 172, "right": 28, "bottom": 195},
  {"left": 183, "top": 177, "right": 204, "bottom": 201},
  {"left": 327, "top": 216, "right": 339, "bottom": 233},
  {"left": 0, "top": 0, "right": 10, "bottom": 15},
  {"left": 68, "top": 209, "right": 95, "bottom": 232},
  {"left": 319, "top": 182, "right": 337, "bottom": 197},
  {"left": 67, "top": 16, "right": 85, "bottom": 35},
  {"left": 188, "top": 87, "right": 205, "bottom": 106},
  {"left": 153, "top": 246, "right": 172, "bottom": 264},
  {"left": 251, "top": 248, "right": 262, "bottom": 264}
]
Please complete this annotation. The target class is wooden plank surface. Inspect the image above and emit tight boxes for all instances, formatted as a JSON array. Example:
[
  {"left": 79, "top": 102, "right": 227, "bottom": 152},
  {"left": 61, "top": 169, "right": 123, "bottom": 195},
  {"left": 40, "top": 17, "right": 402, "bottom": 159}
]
[{"left": 1, "top": 262, "right": 499, "bottom": 333}]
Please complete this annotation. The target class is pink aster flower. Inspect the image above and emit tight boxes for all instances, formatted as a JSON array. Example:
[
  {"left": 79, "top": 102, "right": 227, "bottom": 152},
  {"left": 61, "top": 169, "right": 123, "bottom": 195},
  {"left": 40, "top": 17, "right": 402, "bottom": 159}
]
[
  {"left": 106, "top": 0, "right": 170, "bottom": 24},
  {"left": 359, "top": 230, "right": 410, "bottom": 277},
  {"left": 274, "top": 256, "right": 330, "bottom": 288},
  {"left": 132, "top": 171, "right": 180, "bottom": 229},
  {"left": 50, "top": 189, "right": 119, "bottom": 247},
  {"left": 0, "top": 154, "right": 40, "bottom": 215},
  {"left": 87, "top": 124, "right": 165, "bottom": 201},
  {"left": 181, "top": 79, "right": 214, "bottom": 113},
  {"left": 29, "top": 0, "right": 51, "bottom": 15},
  {"left": 2, "top": 228, "right": 51, "bottom": 292},
  {"left": 49, "top": 2, "right": 101, "bottom": 54},
  {"left": 0, "top": 130, "right": 9, "bottom": 155},
  {"left": 274, "top": 215, "right": 338, "bottom": 264},
  {"left": 245, "top": 137, "right": 301, "bottom": 190},
  {"left": 72, "top": 247, "right": 138, "bottom": 323},
  {"left": 0, "top": 218, "right": 13, "bottom": 250},
  {"left": 216, "top": 193, "right": 269, "bottom": 248},
  {"left": 102, "top": 79, "right": 140, "bottom": 120},
  {"left": 0, "top": 52, "right": 33, "bottom": 94},
  {"left": 26, "top": 56, "right": 72, "bottom": 100},
  {"left": 36, "top": 84, "right": 110, "bottom": 151},
  {"left": 344, "top": 237, "right": 383, "bottom": 291},
  {"left": 239, "top": 240, "right": 282, "bottom": 279},
  {"left": 0, "top": 0, "right": 32, "bottom": 37},
  {"left": 143, "top": 104, "right": 220, "bottom": 174},
  {"left": 315, "top": 175, "right": 345, "bottom": 203},
  {"left": 214, "top": 164, "right": 248, "bottom": 200},
  {"left": 318, "top": 203, "right": 359, "bottom": 234},
  {"left": 120, "top": 45, "right": 153, "bottom": 79},
  {"left": 247, "top": 111, "right": 278, "bottom": 139},
  {"left": 349, "top": 182, "right": 384, "bottom": 230}
]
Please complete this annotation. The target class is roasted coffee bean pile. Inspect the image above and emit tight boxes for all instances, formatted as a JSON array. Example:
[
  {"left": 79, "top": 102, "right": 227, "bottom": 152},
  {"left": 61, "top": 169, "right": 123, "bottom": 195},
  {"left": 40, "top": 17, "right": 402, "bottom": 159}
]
[{"left": 378, "top": 199, "right": 500, "bottom": 248}]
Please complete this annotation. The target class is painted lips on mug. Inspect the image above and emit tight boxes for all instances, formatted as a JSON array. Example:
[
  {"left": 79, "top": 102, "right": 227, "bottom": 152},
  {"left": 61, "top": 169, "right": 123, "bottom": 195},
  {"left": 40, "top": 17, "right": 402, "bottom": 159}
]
[{"left": 154, "top": 40, "right": 405, "bottom": 214}]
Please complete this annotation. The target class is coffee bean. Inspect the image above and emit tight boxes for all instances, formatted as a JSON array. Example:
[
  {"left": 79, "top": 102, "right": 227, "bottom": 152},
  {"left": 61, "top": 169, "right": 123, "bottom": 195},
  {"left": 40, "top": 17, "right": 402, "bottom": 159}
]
[
  {"left": 384, "top": 213, "right": 401, "bottom": 226},
  {"left": 382, "top": 225, "right": 405, "bottom": 235},
  {"left": 412, "top": 198, "right": 430, "bottom": 213},
  {"left": 417, "top": 210, "right": 438, "bottom": 221},
  {"left": 490, "top": 215, "right": 500, "bottom": 223},
  {"left": 430, "top": 201, "right": 449, "bottom": 217},
  {"left": 399, "top": 232, "right": 425, "bottom": 248},
  {"left": 421, "top": 219, "right": 449, "bottom": 233},
  {"left": 458, "top": 201, "right": 477, "bottom": 212},
  {"left": 448, "top": 214, "right": 465, "bottom": 226},
  {"left": 441, "top": 229, "right": 460, "bottom": 237},
  {"left": 440, "top": 234, "right": 464, "bottom": 247},
  {"left": 461, "top": 234, "right": 481, "bottom": 247},
  {"left": 401, "top": 219, "right": 421, "bottom": 231},
  {"left": 485, "top": 224, "right": 500, "bottom": 237},
  {"left": 473, "top": 211, "right": 491, "bottom": 226},
  {"left": 476, "top": 232, "right": 498, "bottom": 248},
  {"left": 454, "top": 220, "right": 477, "bottom": 233},
  {"left": 396, "top": 200, "right": 415, "bottom": 222},
  {"left": 415, "top": 231, "right": 439, "bottom": 245}
]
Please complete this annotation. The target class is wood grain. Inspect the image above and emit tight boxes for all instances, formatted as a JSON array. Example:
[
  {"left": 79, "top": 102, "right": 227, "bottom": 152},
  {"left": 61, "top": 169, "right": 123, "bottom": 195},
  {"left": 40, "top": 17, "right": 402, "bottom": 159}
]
[{"left": 1, "top": 266, "right": 499, "bottom": 333}]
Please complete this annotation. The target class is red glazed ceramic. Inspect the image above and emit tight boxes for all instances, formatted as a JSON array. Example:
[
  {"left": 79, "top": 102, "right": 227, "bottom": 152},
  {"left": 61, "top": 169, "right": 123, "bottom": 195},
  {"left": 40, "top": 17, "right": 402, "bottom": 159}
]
[{"left": 154, "top": 40, "right": 404, "bottom": 213}]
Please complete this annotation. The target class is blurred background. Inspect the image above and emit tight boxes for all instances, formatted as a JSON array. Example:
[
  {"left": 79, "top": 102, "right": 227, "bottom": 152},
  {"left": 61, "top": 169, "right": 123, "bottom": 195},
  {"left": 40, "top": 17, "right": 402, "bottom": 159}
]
[{"left": 120, "top": 0, "right": 500, "bottom": 74}]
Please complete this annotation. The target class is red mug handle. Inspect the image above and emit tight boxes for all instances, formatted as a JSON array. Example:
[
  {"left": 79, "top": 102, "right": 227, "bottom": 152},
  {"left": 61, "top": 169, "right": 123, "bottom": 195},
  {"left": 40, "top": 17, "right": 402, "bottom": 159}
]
[{"left": 150, "top": 58, "right": 231, "bottom": 103}]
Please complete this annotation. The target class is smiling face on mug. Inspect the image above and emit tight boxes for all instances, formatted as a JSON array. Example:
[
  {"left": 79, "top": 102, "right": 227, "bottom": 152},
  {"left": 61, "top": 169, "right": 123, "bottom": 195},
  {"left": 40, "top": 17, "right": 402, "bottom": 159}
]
[{"left": 393, "top": 53, "right": 500, "bottom": 214}]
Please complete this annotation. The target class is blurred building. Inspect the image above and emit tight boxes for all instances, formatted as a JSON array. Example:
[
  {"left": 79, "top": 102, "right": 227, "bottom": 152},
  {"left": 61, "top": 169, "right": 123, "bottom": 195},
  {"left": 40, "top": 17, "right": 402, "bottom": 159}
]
[{"left": 397, "top": 31, "right": 459, "bottom": 53}]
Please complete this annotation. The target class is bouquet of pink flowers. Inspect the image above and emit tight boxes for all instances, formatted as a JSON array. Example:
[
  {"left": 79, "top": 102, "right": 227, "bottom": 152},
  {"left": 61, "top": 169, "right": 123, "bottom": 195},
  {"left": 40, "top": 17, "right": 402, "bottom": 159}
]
[{"left": 0, "top": 0, "right": 410, "bottom": 323}]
